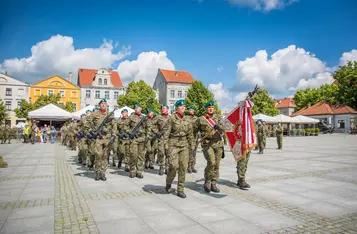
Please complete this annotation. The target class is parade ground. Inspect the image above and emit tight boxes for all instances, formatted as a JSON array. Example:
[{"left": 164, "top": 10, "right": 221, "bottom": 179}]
[{"left": 0, "top": 134, "right": 357, "bottom": 234}]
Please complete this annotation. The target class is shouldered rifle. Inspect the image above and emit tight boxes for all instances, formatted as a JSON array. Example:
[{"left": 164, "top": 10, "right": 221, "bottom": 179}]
[
  {"left": 128, "top": 115, "right": 148, "bottom": 139},
  {"left": 88, "top": 108, "right": 117, "bottom": 140}
]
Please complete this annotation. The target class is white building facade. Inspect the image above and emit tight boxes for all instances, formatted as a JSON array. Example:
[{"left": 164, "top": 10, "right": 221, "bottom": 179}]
[
  {"left": 78, "top": 68, "right": 125, "bottom": 111},
  {"left": 153, "top": 69, "right": 195, "bottom": 112},
  {"left": 0, "top": 73, "right": 30, "bottom": 126}
]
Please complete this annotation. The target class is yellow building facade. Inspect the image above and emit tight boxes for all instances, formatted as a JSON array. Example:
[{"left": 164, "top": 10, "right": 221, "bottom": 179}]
[{"left": 30, "top": 75, "right": 81, "bottom": 111}]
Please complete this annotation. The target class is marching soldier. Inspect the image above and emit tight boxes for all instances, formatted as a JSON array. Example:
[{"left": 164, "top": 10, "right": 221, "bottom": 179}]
[
  {"left": 237, "top": 150, "right": 251, "bottom": 189},
  {"left": 262, "top": 121, "right": 268, "bottom": 149},
  {"left": 85, "top": 99, "right": 115, "bottom": 181},
  {"left": 128, "top": 103, "right": 147, "bottom": 179},
  {"left": 145, "top": 109, "right": 158, "bottom": 170},
  {"left": 77, "top": 114, "right": 87, "bottom": 165},
  {"left": 257, "top": 120, "right": 265, "bottom": 154},
  {"left": 116, "top": 109, "right": 131, "bottom": 171},
  {"left": 276, "top": 123, "right": 283, "bottom": 149},
  {"left": 195, "top": 101, "right": 224, "bottom": 193},
  {"left": 84, "top": 110, "right": 95, "bottom": 169},
  {"left": 155, "top": 104, "right": 170, "bottom": 175},
  {"left": 187, "top": 105, "right": 198, "bottom": 173},
  {"left": 164, "top": 100, "right": 194, "bottom": 198}
]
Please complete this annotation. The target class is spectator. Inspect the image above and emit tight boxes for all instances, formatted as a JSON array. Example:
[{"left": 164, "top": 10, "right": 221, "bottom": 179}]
[{"left": 50, "top": 126, "right": 56, "bottom": 144}]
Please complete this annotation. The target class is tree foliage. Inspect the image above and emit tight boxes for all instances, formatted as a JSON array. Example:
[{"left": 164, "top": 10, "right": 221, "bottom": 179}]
[
  {"left": 185, "top": 81, "right": 220, "bottom": 116},
  {"left": 250, "top": 89, "right": 280, "bottom": 116},
  {"left": 117, "top": 80, "right": 161, "bottom": 113},
  {"left": 14, "top": 94, "right": 75, "bottom": 118},
  {"left": 333, "top": 61, "right": 357, "bottom": 110},
  {"left": 293, "top": 84, "right": 339, "bottom": 111},
  {"left": 0, "top": 100, "right": 8, "bottom": 125}
]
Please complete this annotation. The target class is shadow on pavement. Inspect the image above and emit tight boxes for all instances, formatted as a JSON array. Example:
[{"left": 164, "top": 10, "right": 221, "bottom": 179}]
[{"left": 142, "top": 184, "right": 171, "bottom": 195}]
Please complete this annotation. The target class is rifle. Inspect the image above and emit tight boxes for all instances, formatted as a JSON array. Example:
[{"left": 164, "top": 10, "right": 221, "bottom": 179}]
[
  {"left": 87, "top": 108, "right": 117, "bottom": 140},
  {"left": 128, "top": 115, "right": 148, "bottom": 139}
]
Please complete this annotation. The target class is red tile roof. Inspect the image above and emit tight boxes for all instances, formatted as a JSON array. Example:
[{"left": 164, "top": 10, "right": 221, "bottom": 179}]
[
  {"left": 274, "top": 98, "right": 297, "bottom": 108},
  {"left": 78, "top": 68, "right": 123, "bottom": 87},
  {"left": 159, "top": 69, "right": 195, "bottom": 84},
  {"left": 291, "top": 101, "right": 357, "bottom": 116}
]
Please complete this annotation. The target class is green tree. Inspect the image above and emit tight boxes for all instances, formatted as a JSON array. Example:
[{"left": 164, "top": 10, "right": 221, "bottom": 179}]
[
  {"left": 117, "top": 80, "right": 161, "bottom": 113},
  {"left": 14, "top": 100, "right": 34, "bottom": 118},
  {"left": 333, "top": 61, "right": 357, "bottom": 109},
  {"left": 59, "top": 101, "right": 75, "bottom": 113},
  {"left": 32, "top": 94, "right": 62, "bottom": 110},
  {"left": 293, "top": 84, "right": 339, "bottom": 111},
  {"left": 250, "top": 89, "right": 280, "bottom": 116},
  {"left": 185, "top": 81, "right": 220, "bottom": 116},
  {"left": 0, "top": 100, "right": 9, "bottom": 125}
]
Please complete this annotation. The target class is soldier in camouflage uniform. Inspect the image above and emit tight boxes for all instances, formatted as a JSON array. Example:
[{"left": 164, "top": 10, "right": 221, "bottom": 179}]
[
  {"left": 85, "top": 99, "right": 115, "bottom": 181},
  {"left": 262, "top": 121, "right": 268, "bottom": 149},
  {"left": 145, "top": 109, "right": 158, "bottom": 170},
  {"left": 115, "top": 109, "right": 131, "bottom": 171},
  {"left": 237, "top": 150, "right": 251, "bottom": 189},
  {"left": 195, "top": 101, "right": 224, "bottom": 193},
  {"left": 164, "top": 100, "right": 194, "bottom": 199},
  {"left": 68, "top": 120, "right": 77, "bottom": 151},
  {"left": 155, "top": 104, "right": 170, "bottom": 175},
  {"left": 85, "top": 109, "right": 96, "bottom": 169},
  {"left": 31, "top": 121, "right": 38, "bottom": 144},
  {"left": 77, "top": 114, "right": 87, "bottom": 165},
  {"left": 0, "top": 125, "right": 4, "bottom": 144},
  {"left": 257, "top": 120, "right": 265, "bottom": 154},
  {"left": 276, "top": 123, "right": 283, "bottom": 150},
  {"left": 128, "top": 103, "right": 147, "bottom": 179},
  {"left": 187, "top": 105, "right": 198, "bottom": 173}
]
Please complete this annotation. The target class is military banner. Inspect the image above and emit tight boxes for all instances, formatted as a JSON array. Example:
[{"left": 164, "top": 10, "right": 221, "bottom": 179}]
[{"left": 223, "top": 100, "right": 256, "bottom": 161}]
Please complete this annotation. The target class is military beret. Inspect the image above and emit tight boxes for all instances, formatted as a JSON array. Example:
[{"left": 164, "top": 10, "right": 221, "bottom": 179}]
[
  {"left": 121, "top": 109, "right": 128, "bottom": 113},
  {"left": 174, "top": 99, "right": 187, "bottom": 107},
  {"left": 98, "top": 98, "right": 107, "bottom": 105},
  {"left": 80, "top": 113, "right": 86, "bottom": 117},
  {"left": 161, "top": 104, "right": 169, "bottom": 108},
  {"left": 204, "top": 101, "right": 214, "bottom": 108},
  {"left": 147, "top": 108, "right": 154, "bottom": 113},
  {"left": 187, "top": 105, "right": 195, "bottom": 110},
  {"left": 92, "top": 107, "right": 100, "bottom": 111},
  {"left": 134, "top": 103, "right": 141, "bottom": 108},
  {"left": 86, "top": 109, "right": 92, "bottom": 113}
]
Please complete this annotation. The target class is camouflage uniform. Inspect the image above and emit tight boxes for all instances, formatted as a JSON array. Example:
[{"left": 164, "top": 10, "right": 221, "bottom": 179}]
[
  {"left": 0, "top": 126, "right": 4, "bottom": 143},
  {"left": 155, "top": 114, "right": 170, "bottom": 175},
  {"left": 85, "top": 109, "right": 115, "bottom": 180},
  {"left": 262, "top": 122, "right": 268, "bottom": 148},
  {"left": 115, "top": 116, "right": 131, "bottom": 171},
  {"left": 164, "top": 111, "right": 194, "bottom": 198},
  {"left": 68, "top": 121, "right": 77, "bottom": 150},
  {"left": 257, "top": 123, "right": 265, "bottom": 154},
  {"left": 195, "top": 113, "right": 224, "bottom": 193},
  {"left": 77, "top": 116, "right": 87, "bottom": 165},
  {"left": 145, "top": 115, "right": 158, "bottom": 169},
  {"left": 276, "top": 124, "right": 283, "bottom": 149},
  {"left": 237, "top": 151, "right": 251, "bottom": 189},
  {"left": 128, "top": 113, "right": 147, "bottom": 178},
  {"left": 187, "top": 114, "right": 198, "bottom": 172}
]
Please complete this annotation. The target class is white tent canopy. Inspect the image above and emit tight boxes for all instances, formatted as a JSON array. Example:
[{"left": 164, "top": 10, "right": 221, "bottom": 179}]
[
  {"left": 273, "top": 114, "right": 297, "bottom": 123},
  {"left": 253, "top": 114, "right": 277, "bottom": 123},
  {"left": 71, "top": 105, "right": 95, "bottom": 120},
  {"left": 114, "top": 106, "right": 135, "bottom": 118},
  {"left": 14, "top": 122, "right": 26, "bottom": 128},
  {"left": 291, "top": 115, "right": 319, "bottom": 124},
  {"left": 28, "top": 104, "right": 72, "bottom": 120}
]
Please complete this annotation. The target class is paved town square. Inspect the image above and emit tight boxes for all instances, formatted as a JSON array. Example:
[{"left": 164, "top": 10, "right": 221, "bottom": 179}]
[{"left": 0, "top": 134, "right": 357, "bottom": 234}]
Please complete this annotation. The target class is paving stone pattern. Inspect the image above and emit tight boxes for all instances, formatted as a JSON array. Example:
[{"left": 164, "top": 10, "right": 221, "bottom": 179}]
[{"left": 0, "top": 134, "right": 357, "bottom": 233}]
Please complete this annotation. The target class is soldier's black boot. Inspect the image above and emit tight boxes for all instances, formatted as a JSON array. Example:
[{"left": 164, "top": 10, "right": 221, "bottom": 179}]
[
  {"left": 100, "top": 172, "right": 107, "bottom": 181},
  {"left": 149, "top": 164, "right": 154, "bottom": 169},
  {"left": 158, "top": 167, "right": 164, "bottom": 176},
  {"left": 187, "top": 166, "right": 192, "bottom": 173},
  {"left": 177, "top": 191, "right": 186, "bottom": 199},
  {"left": 136, "top": 173, "right": 143, "bottom": 179},
  {"left": 164, "top": 167, "right": 168, "bottom": 175},
  {"left": 165, "top": 184, "right": 171, "bottom": 193},
  {"left": 125, "top": 166, "right": 129, "bottom": 172},
  {"left": 211, "top": 184, "right": 220, "bottom": 193},
  {"left": 144, "top": 161, "right": 149, "bottom": 169},
  {"left": 117, "top": 160, "right": 122, "bottom": 169},
  {"left": 237, "top": 179, "right": 250, "bottom": 189},
  {"left": 204, "top": 182, "right": 211, "bottom": 193},
  {"left": 95, "top": 173, "right": 100, "bottom": 181},
  {"left": 78, "top": 157, "right": 82, "bottom": 164},
  {"left": 191, "top": 167, "right": 197, "bottom": 173}
]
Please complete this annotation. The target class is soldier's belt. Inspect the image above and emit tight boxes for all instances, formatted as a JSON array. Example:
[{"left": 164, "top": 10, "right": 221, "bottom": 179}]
[{"left": 170, "top": 136, "right": 187, "bottom": 141}]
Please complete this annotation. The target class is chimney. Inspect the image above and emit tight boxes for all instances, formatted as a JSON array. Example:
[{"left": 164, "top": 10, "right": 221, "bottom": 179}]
[
  {"left": 175, "top": 71, "right": 178, "bottom": 76},
  {"left": 68, "top": 72, "right": 72, "bottom": 83},
  {"left": 108, "top": 68, "right": 113, "bottom": 73}
]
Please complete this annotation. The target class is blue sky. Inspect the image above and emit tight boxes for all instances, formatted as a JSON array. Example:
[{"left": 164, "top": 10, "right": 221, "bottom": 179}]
[{"left": 1, "top": 0, "right": 357, "bottom": 109}]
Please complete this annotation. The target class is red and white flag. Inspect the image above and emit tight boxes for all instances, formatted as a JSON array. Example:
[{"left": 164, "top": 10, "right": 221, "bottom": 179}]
[{"left": 223, "top": 100, "right": 256, "bottom": 161}]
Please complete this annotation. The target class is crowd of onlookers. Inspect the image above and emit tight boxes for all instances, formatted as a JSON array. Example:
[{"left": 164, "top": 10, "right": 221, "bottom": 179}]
[{"left": 23, "top": 124, "right": 59, "bottom": 144}]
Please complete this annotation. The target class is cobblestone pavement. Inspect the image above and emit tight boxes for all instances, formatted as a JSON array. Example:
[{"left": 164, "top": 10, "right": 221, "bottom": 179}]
[{"left": 0, "top": 134, "right": 357, "bottom": 233}]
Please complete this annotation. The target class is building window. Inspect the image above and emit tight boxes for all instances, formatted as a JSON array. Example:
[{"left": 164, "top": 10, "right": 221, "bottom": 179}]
[
  {"left": 34, "top": 89, "right": 41, "bottom": 96},
  {"left": 6, "top": 88, "right": 12, "bottom": 96},
  {"left": 18, "top": 88, "right": 24, "bottom": 96},
  {"left": 72, "top": 102, "right": 77, "bottom": 111},
  {"left": 86, "top": 90, "right": 91, "bottom": 98},
  {"left": 5, "top": 101, "right": 11, "bottom": 111},
  {"left": 104, "top": 79, "right": 107, "bottom": 85},
  {"left": 338, "top": 120, "right": 345, "bottom": 129},
  {"left": 71, "top": 91, "right": 77, "bottom": 98},
  {"left": 184, "top": 91, "right": 187, "bottom": 98},
  {"left": 48, "top": 90, "right": 54, "bottom": 96},
  {"left": 98, "top": 78, "right": 102, "bottom": 85},
  {"left": 178, "top": 90, "right": 182, "bottom": 98},
  {"left": 17, "top": 100, "right": 22, "bottom": 108},
  {"left": 170, "top": 105, "right": 174, "bottom": 111},
  {"left": 59, "top": 90, "right": 65, "bottom": 97},
  {"left": 86, "top": 104, "right": 90, "bottom": 107},
  {"left": 105, "top": 91, "right": 110, "bottom": 99},
  {"left": 114, "top": 91, "right": 119, "bottom": 99},
  {"left": 95, "top": 90, "right": 100, "bottom": 99},
  {"left": 170, "top": 90, "right": 175, "bottom": 98}
]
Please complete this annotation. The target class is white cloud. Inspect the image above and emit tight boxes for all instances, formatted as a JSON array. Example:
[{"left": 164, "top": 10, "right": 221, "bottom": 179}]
[
  {"left": 339, "top": 49, "right": 357, "bottom": 65},
  {"left": 0, "top": 34, "right": 131, "bottom": 83},
  {"left": 227, "top": 0, "right": 297, "bottom": 12},
  {"left": 217, "top": 66, "right": 224, "bottom": 73},
  {"left": 294, "top": 72, "right": 334, "bottom": 90},
  {"left": 208, "top": 82, "right": 248, "bottom": 111},
  {"left": 236, "top": 45, "right": 331, "bottom": 94},
  {"left": 117, "top": 51, "right": 175, "bottom": 86}
]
